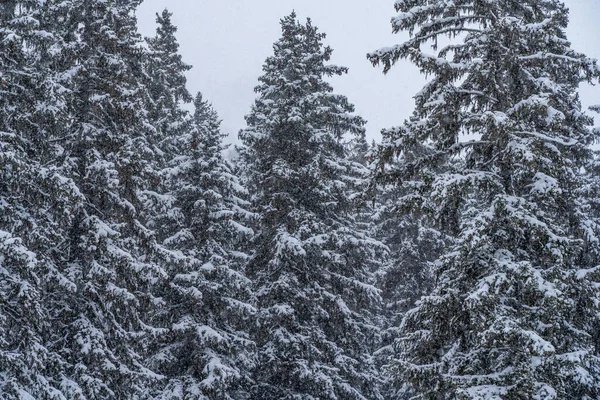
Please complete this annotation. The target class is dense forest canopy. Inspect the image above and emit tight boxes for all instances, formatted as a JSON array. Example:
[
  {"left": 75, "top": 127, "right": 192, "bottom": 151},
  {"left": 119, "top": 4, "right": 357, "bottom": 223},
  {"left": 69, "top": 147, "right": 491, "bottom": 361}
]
[{"left": 0, "top": 0, "right": 599, "bottom": 399}]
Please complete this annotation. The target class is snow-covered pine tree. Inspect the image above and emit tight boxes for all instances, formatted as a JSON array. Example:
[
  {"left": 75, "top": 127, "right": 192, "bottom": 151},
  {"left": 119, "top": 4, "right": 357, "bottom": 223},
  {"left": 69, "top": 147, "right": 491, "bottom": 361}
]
[
  {"left": 0, "top": 1, "right": 56, "bottom": 396},
  {"left": 239, "top": 12, "right": 384, "bottom": 400},
  {"left": 0, "top": 0, "right": 88, "bottom": 396},
  {"left": 138, "top": 10, "right": 255, "bottom": 398},
  {"left": 346, "top": 130, "right": 371, "bottom": 166},
  {"left": 344, "top": 131, "right": 378, "bottom": 255},
  {"left": 139, "top": 7, "right": 193, "bottom": 257},
  {"left": 580, "top": 108, "right": 600, "bottom": 351},
  {"left": 371, "top": 182, "right": 445, "bottom": 318},
  {"left": 367, "top": 132, "right": 449, "bottom": 399},
  {"left": 369, "top": 0, "right": 600, "bottom": 398},
  {"left": 40, "top": 0, "right": 168, "bottom": 397},
  {"left": 144, "top": 90, "right": 256, "bottom": 399},
  {"left": 144, "top": 8, "right": 192, "bottom": 161},
  {"left": 584, "top": 105, "right": 600, "bottom": 227}
]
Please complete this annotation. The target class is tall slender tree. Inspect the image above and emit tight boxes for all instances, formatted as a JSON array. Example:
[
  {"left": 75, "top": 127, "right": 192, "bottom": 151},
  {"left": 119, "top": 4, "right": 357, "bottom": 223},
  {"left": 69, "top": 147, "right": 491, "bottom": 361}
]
[
  {"left": 139, "top": 9, "right": 255, "bottom": 399},
  {"left": 370, "top": 0, "right": 600, "bottom": 398},
  {"left": 370, "top": 179, "right": 449, "bottom": 398},
  {"left": 144, "top": 8, "right": 193, "bottom": 165},
  {"left": 239, "top": 12, "right": 384, "bottom": 400},
  {"left": 584, "top": 106, "right": 600, "bottom": 226},
  {"left": 42, "top": 0, "right": 167, "bottom": 397},
  {"left": 145, "top": 91, "right": 256, "bottom": 400},
  {"left": 0, "top": 0, "right": 85, "bottom": 397},
  {"left": 0, "top": 3, "right": 51, "bottom": 395},
  {"left": 140, "top": 7, "right": 193, "bottom": 255}
]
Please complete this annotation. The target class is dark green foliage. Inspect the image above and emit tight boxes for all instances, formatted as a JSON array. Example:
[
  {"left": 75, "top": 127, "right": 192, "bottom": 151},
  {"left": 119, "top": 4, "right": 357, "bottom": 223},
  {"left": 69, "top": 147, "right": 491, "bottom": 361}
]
[
  {"left": 42, "top": 0, "right": 166, "bottom": 397},
  {"left": 370, "top": 0, "right": 600, "bottom": 398},
  {"left": 0, "top": 1, "right": 82, "bottom": 396},
  {"left": 239, "top": 12, "right": 384, "bottom": 400},
  {"left": 140, "top": 10, "right": 255, "bottom": 399},
  {"left": 145, "top": 92, "right": 256, "bottom": 400}
]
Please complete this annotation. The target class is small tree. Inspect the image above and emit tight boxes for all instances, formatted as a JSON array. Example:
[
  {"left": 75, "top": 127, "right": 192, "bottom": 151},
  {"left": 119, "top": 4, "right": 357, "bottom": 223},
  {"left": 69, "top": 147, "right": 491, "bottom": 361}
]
[{"left": 144, "top": 8, "right": 193, "bottom": 165}]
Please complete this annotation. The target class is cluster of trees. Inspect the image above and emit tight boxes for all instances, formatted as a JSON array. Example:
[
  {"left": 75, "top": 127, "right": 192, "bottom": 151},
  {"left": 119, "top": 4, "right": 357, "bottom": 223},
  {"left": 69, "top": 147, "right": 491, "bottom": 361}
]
[{"left": 0, "top": 0, "right": 599, "bottom": 399}]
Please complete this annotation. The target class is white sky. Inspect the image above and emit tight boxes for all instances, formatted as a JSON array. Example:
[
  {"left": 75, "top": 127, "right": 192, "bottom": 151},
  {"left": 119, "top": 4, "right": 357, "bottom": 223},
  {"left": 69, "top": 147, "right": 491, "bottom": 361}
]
[{"left": 136, "top": 0, "right": 600, "bottom": 144}]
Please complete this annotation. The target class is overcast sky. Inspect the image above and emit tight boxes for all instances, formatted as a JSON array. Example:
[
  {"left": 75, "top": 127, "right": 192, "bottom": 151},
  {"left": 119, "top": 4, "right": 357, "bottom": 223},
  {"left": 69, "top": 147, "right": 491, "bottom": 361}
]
[{"left": 136, "top": 0, "right": 600, "bottom": 144}]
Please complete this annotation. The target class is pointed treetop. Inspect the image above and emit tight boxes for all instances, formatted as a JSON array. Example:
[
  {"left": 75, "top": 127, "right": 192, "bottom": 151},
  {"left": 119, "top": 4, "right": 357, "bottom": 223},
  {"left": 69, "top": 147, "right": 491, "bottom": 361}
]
[
  {"left": 193, "top": 92, "right": 218, "bottom": 124},
  {"left": 155, "top": 9, "right": 177, "bottom": 39}
]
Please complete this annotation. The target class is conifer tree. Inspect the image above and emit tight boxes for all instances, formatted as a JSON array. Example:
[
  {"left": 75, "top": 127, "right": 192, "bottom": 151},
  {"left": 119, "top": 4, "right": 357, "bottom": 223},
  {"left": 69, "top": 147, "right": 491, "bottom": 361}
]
[
  {"left": 0, "top": 3, "right": 50, "bottom": 395},
  {"left": 584, "top": 106, "right": 600, "bottom": 224},
  {"left": 370, "top": 0, "right": 600, "bottom": 398},
  {"left": 370, "top": 178, "right": 447, "bottom": 392},
  {"left": 368, "top": 142, "right": 448, "bottom": 399},
  {"left": 144, "top": 8, "right": 192, "bottom": 154},
  {"left": 137, "top": 10, "right": 255, "bottom": 398},
  {"left": 140, "top": 7, "right": 193, "bottom": 253},
  {"left": 239, "top": 12, "right": 384, "bottom": 400},
  {"left": 371, "top": 185, "right": 443, "bottom": 317},
  {"left": 42, "top": 0, "right": 167, "bottom": 397},
  {"left": 0, "top": 0, "right": 84, "bottom": 396},
  {"left": 145, "top": 91, "right": 255, "bottom": 400}
]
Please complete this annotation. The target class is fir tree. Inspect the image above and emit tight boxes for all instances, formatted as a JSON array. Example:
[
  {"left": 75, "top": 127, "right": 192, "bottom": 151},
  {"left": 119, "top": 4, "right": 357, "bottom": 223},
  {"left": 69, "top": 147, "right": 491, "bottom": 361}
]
[
  {"left": 144, "top": 8, "right": 192, "bottom": 157},
  {"left": 368, "top": 143, "right": 448, "bottom": 399},
  {"left": 584, "top": 106, "right": 600, "bottom": 225},
  {"left": 370, "top": 0, "right": 600, "bottom": 398},
  {"left": 239, "top": 12, "right": 384, "bottom": 400},
  {"left": 42, "top": 0, "right": 167, "bottom": 397},
  {"left": 139, "top": 7, "right": 193, "bottom": 262},
  {"left": 0, "top": 0, "right": 84, "bottom": 396},
  {"left": 0, "top": 3, "right": 50, "bottom": 393},
  {"left": 371, "top": 183, "right": 444, "bottom": 318},
  {"left": 138, "top": 10, "right": 255, "bottom": 398},
  {"left": 145, "top": 92, "right": 255, "bottom": 400}
]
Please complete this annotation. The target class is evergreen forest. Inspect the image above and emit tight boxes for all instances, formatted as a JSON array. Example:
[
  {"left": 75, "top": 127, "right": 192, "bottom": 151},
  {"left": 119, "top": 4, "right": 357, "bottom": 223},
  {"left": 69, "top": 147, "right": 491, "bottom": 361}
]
[{"left": 1, "top": 0, "right": 599, "bottom": 399}]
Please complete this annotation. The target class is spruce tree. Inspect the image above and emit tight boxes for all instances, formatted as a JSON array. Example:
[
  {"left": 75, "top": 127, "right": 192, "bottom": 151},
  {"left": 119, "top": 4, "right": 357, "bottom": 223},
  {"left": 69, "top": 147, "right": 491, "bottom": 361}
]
[
  {"left": 140, "top": 7, "right": 193, "bottom": 256},
  {"left": 370, "top": 0, "right": 600, "bottom": 398},
  {"left": 370, "top": 180, "right": 448, "bottom": 399},
  {"left": 0, "top": 3, "right": 50, "bottom": 395},
  {"left": 145, "top": 92, "right": 255, "bottom": 400},
  {"left": 144, "top": 8, "right": 193, "bottom": 160},
  {"left": 138, "top": 10, "right": 255, "bottom": 398},
  {"left": 584, "top": 106, "right": 600, "bottom": 225},
  {"left": 239, "top": 12, "right": 384, "bottom": 400},
  {"left": 368, "top": 143, "right": 449, "bottom": 398},
  {"left": 371, "top": 184, "right": 444, "bottom": 317},
  {"left": 0, "top": 0, "right": 84, "bottom": 396},
  {"left": 42, "top": 0, "right": 167, "bottom": 397}
]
